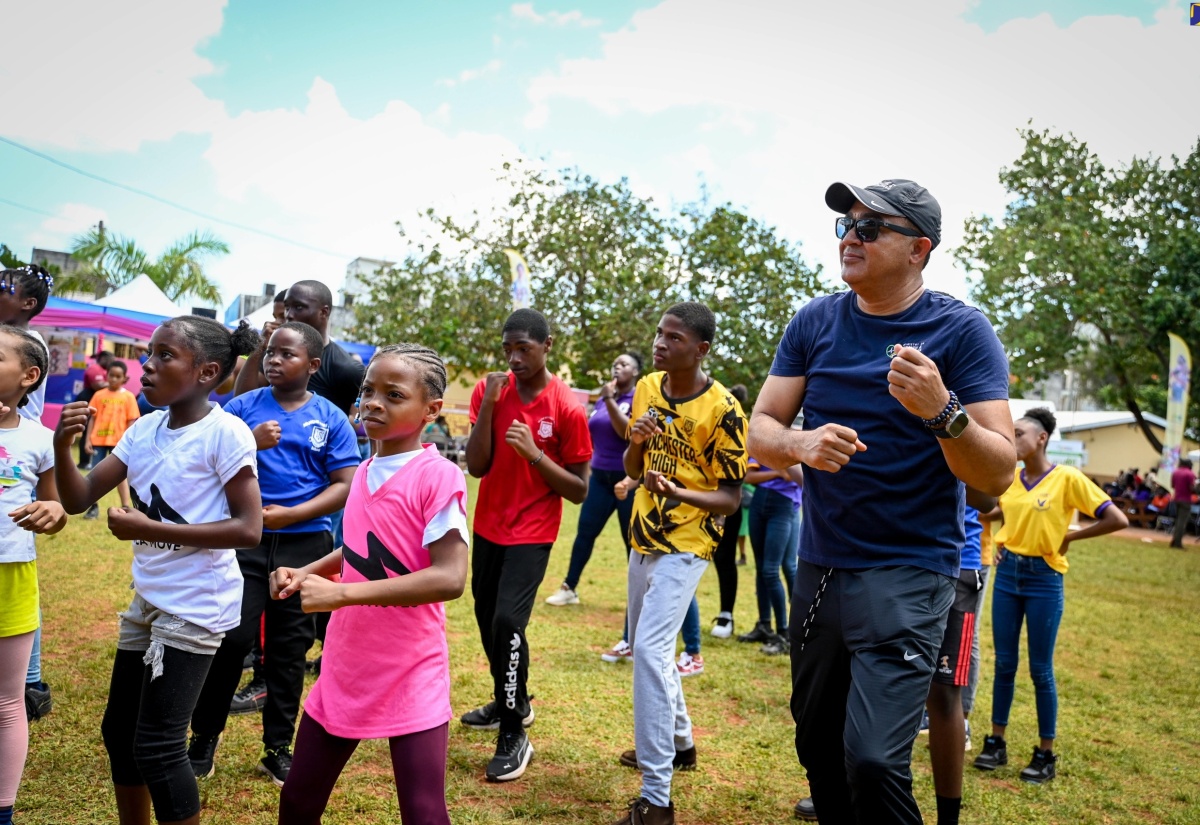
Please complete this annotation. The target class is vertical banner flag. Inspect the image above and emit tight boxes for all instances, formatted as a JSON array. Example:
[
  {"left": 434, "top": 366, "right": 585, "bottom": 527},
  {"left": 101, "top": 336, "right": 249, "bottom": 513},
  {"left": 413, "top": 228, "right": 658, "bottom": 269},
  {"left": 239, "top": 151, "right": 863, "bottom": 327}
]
[
  {"left": 503, "top": 249, "right": 532, "bottom": 310},
  {"left": 1161, "top": 332, "right": 1193, "bottom": 476}
]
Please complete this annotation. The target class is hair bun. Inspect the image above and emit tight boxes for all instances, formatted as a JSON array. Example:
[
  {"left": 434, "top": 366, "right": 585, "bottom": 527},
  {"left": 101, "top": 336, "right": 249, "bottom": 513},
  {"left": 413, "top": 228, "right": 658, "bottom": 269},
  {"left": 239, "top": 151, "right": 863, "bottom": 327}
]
[{"left": 230, "top": 320, "right": 262, "bottom": 358}]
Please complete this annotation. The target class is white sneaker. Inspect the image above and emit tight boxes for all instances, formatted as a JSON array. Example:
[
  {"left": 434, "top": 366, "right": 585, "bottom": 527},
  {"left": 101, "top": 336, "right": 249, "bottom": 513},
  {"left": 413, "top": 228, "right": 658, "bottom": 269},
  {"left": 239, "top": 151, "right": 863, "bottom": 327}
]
[
  {"left": 676, "top": 651, "right": 705, "bottom": 677},
  {"left": 710, "top": 613, "right": 734, "bottom": 639},
  {"left": 964, "top": 720, "right": 973, "bottom": 752},
  {"left": 600, "top": 639, "right": 632, "bottom": 663},
  {"left": 545, "top": 584, "right": 580, "bottom": 606}
]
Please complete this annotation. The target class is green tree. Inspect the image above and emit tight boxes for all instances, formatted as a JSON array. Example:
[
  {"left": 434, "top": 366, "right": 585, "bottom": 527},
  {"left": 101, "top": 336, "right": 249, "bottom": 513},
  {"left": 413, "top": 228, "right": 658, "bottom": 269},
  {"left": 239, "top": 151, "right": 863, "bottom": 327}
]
[
  {"left": 0, "top": 243, "right": 25, "bottom": 269},
  {"left": 59, "top": 228, "right": 228, "bottom": 306},
  {"left": 354, "top": 163, "right": 827, "bottom": 389},
  {"left": 956, "top": 127, "right": 1200, "bottom": 452}
]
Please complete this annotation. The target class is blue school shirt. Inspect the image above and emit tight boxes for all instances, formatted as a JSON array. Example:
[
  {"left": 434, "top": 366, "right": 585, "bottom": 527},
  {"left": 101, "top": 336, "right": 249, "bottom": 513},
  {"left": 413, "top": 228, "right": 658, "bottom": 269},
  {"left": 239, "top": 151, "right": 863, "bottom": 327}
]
[
  {"left": 769, "top": 290, "right": 1009, "bottom": 578},
  {"left": 223, "top": 388, "right": 361, "bottom": 534},
  {"left": 962, "top": 505, "right": 983, "bottom": 571}
]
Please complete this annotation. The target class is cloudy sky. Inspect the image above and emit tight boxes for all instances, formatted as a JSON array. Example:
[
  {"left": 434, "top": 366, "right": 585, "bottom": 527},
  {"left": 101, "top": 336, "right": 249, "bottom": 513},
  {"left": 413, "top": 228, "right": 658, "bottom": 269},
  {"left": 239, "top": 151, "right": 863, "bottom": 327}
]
[{"left": 2, "top": 0, "right": 1197, "bottom": 314}]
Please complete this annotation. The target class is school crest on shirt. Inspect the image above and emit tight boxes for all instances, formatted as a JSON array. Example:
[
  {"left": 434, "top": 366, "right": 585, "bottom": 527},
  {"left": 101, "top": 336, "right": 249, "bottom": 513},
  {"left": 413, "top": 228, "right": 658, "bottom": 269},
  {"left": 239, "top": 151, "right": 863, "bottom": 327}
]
[
  {"left": 305, "top": 419, "right": 329, "bottom": 452},
  {"left": 537, "top": 417, "right": 554, "bottom": 440}
]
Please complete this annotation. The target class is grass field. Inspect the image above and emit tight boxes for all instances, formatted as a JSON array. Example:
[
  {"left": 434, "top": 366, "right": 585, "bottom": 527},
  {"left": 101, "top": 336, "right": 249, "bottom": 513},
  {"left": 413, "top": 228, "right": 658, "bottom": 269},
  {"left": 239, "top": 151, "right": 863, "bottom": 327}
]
[{"left": 16, "top": 478, "right": 1200, "bottom": 824}]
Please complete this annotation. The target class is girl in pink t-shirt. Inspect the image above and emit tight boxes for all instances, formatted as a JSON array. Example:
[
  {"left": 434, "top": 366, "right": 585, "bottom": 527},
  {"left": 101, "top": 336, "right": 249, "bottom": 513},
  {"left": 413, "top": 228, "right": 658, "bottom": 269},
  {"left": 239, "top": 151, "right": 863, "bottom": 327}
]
[{"left": 271, "top": 344, "right": 468, "bottom": 825}]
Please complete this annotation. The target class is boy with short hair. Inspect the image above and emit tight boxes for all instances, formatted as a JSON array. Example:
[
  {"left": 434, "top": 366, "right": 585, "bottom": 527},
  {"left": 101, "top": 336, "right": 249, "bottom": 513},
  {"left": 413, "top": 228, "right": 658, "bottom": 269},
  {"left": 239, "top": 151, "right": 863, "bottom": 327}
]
[
  {"left": 462, "top": 308, "right": 592, "bottom": 783},
  {"left": 616, "top": 301, "right": 747, "bottom": 825},
  {"left": 85, "top": 360, "right": 140, "bottom": 516},
  {"left": 187, "top": 321, "right": 360, "bottom": 786}
]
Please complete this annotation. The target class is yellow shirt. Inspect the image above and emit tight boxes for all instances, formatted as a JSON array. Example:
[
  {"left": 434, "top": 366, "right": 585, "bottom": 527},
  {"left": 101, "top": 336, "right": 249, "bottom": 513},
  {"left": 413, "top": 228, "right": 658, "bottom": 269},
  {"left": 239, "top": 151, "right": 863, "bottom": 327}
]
[
  {"left": 627, "top": 373, "right": 748, "bottom": 560},
  {"left": 980, "top": 520, "right": 994, "bottom": 568},
  {"left": 995, "top": 464, "right": 1113, "bottom": 574}
]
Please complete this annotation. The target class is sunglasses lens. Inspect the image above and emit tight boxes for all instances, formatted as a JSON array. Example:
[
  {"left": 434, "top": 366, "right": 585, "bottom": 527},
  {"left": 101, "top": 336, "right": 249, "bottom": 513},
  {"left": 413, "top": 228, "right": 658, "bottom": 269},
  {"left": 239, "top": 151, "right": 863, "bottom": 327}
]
[
  {"left": 835, "top": 217, "right": 851, "bottom": 239},
  {"left": 856, "top": 219, "right": 879, "bottom": 242}
]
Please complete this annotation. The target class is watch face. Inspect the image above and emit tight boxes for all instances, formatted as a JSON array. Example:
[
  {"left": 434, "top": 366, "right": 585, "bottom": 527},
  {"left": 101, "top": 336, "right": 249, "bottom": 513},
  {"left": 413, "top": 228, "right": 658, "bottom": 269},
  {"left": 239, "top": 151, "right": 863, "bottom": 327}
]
[{"left": 945, "top": 409, "right": 970, "bottom": 438}]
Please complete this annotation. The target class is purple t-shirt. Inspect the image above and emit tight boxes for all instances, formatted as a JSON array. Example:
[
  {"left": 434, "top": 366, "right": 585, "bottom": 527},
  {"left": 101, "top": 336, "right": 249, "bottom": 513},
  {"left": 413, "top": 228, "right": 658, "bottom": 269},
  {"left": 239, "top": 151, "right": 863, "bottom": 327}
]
[
  {"left": 589, "top": 390, "right": 634, "bottom": 472},
  {"left": 752, "top": 459, "right": 802, "bottom": 510},
  {"left": 1173, "top": 467, "right": 1197, "bottom": 502}
]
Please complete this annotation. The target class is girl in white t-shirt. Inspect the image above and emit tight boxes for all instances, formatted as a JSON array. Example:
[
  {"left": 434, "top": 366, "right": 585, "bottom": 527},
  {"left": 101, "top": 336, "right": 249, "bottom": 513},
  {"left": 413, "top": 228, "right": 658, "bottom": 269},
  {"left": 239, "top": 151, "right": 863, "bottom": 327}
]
[
  {"left": 0, "top": 326, "right": 67, "bottom": 825},
  {"left": 270, "top": 344, "right": 468, "bottom": 825},
  {"left": 54, "top": 317, "right": 263, "bottom": 825}
]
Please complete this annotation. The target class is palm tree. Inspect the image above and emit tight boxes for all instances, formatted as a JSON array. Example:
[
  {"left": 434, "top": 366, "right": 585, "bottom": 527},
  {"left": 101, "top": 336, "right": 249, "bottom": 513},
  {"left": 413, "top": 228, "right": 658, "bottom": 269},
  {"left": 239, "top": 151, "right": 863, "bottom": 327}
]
[{"left": 59, "top": 227, "right": 228, "bottom": 306}]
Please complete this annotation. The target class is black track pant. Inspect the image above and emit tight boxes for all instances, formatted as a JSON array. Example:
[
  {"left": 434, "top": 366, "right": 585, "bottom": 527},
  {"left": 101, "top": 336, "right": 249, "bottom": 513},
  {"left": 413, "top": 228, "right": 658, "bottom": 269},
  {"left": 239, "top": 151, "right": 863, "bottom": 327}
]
[
  {"left": 471, "top": 534, "right": 552, "bottom": 734},
  {"left": 789, "top": 560, "right": 953, "bottom": 825}
]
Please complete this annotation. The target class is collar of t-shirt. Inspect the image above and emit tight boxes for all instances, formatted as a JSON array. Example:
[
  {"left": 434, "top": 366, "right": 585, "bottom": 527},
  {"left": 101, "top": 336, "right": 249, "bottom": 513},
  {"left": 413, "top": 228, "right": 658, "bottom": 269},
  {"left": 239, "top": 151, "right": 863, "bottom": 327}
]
[
  {"left": 152, "top": 405, "right": 215, "bottom": 451},
  {"left": 367, "top": 448, "right": 425, "bottom": 494}
]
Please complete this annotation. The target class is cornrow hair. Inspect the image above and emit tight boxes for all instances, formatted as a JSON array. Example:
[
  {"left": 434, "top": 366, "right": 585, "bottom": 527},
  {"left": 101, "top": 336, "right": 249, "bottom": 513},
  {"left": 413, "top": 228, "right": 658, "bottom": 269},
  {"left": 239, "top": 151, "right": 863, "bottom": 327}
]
[
  {"left": 0, "top": 264, "right": 54, "bottom": 316},
  {"left": 274, "top": 321, "right": 325, "bottom": 360},
  {"left": 0, "top": 324, "right": 49, "bottom": 408},
  {"left": 160, "top": 316, "right": 261, "bottom": 384},
  {"left": 368, "top": 343, "right": 448, "bottom": 400}
]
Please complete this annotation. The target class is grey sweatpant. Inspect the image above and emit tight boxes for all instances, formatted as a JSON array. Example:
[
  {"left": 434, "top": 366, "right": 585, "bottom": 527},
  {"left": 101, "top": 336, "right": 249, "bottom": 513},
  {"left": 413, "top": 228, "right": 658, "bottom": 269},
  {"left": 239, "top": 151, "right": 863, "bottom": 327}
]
[{"left": 627, "top": 550, "right": 708, "bottom": 807}]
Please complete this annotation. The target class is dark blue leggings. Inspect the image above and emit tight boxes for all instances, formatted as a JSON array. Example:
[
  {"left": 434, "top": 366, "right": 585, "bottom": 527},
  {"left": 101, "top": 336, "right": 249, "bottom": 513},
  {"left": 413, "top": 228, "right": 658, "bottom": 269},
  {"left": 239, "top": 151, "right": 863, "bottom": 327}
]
[
  {"left": 749, "top": 487, "right": 799, "bottom": 632},
  {"left": 990, "top": 551, "right": 1064, "bottom": 740},
  {"left": 563, "top": 467, "right": 633, "bottom": 590},
  {"left": 279, "top": 715, "right": 450, "bottom": 824}
]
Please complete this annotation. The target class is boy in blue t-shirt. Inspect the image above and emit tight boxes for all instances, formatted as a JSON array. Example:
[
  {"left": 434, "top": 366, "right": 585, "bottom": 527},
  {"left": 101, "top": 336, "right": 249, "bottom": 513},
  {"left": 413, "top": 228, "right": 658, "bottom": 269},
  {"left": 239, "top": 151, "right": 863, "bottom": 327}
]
[{"left": 188, "top": 322, "right": 360, "bottom": 785}]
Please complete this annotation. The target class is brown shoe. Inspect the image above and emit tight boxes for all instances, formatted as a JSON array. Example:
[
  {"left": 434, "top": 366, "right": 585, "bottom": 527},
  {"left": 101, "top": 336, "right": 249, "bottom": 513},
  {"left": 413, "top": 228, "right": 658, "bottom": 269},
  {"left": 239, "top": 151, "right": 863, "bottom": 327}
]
[
  {"left": 612, "top": 797, "right": 675, "bottom": 825},
  {"left": 618, "top": 746, "right": 697, "bottom": 771}
]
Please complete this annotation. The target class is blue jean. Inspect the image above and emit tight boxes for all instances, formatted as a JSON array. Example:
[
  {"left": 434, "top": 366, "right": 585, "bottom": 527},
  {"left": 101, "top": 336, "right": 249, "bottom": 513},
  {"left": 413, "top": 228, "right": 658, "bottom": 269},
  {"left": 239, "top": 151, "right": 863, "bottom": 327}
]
[
  {"left": 680, "top": 597, "right": 700, "bottom": 655},
  {"left": 564, "top": 467, "right": 633, "bottom": 590},
  {"left": 749, "top": 487, "right": 799, "bottom": 632},
  {"left": 990, "top": 551, "right": 1064, "bottom": 740},
  {"left": 25, "top": 618, "right": 41, "bottom": 684}
]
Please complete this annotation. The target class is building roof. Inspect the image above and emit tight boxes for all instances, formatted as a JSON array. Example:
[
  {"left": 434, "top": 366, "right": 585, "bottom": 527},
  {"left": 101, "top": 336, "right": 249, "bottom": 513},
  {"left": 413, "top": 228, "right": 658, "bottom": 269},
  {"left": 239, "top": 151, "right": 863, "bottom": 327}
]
[{"left": 1054, "top": 410, "right": 1168, "bottom": 433}]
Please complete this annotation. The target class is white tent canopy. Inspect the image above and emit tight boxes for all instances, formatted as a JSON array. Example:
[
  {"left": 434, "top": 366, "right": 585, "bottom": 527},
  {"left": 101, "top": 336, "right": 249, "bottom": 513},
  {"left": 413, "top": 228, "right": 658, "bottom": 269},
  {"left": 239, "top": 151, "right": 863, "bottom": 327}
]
[{"left": 93, "top": 274, "right": 186, "bottom": 318}]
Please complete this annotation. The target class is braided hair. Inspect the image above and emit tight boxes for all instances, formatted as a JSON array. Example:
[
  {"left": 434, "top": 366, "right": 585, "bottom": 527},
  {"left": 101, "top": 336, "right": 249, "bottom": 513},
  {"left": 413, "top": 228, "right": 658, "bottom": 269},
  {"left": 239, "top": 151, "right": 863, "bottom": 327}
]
[
  {"left": 159, "top": 316, "right": 261, "bottom": 384},
  {"left": 0, "top": 264, "right": 54, "bottom": 317},
  {"left": 368, "top": 343, "right": 448, "bottom": 400},
  {"left": 0, "top": 324, "right": 49, "bottom": 408}
]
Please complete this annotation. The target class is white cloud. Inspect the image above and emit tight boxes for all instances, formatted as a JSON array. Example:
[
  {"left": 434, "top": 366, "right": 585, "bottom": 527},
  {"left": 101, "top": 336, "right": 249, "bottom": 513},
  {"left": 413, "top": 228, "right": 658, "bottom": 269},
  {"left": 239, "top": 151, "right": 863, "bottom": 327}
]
[
  {"left": 201, "top": 77, "right": 528, "bottom": 298},
  {"left": 511, "top": 3, "right": 600, "bottom": 27},
  {"left": 521, "top": 0, "right": 1200, "bottom": 297},
  {"left": 27, "top": 203, "right": 108, "bottom": 251},
  {"left": 0, "top": 0, "right": 227, "bottom": 151},
  {"left": 437, "top": 59, "right": 503, "bottom": 88}
]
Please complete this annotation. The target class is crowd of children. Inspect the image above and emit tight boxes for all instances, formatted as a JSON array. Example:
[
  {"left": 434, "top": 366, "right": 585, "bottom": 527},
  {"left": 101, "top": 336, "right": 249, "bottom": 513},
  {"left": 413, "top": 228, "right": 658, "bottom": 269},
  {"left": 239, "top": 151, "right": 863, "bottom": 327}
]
[{"left": 0, "top": 258, "right": 1149, "bottom": 825}]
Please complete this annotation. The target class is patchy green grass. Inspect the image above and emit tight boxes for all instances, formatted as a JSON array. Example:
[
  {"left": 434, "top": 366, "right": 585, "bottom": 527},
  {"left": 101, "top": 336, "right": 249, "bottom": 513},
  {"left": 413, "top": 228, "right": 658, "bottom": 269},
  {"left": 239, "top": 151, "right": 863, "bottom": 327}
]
[{"left": 17, "top": 479, "right": 1200, "bottom": 824}]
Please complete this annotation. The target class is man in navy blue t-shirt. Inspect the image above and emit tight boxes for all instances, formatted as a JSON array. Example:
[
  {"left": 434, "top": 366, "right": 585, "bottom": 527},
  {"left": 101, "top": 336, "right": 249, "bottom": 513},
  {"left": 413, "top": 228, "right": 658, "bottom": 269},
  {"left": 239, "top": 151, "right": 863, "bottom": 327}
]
[{"left": 748, "top": 179, "right": 1015, "bottom": 825}]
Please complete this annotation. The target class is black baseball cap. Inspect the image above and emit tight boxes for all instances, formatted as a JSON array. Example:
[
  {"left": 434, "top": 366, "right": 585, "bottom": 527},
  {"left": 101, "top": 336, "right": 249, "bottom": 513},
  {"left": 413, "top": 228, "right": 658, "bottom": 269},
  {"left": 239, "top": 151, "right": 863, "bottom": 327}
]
[{"left": 825, "top": 179, "right": 942, "bottom": 250}]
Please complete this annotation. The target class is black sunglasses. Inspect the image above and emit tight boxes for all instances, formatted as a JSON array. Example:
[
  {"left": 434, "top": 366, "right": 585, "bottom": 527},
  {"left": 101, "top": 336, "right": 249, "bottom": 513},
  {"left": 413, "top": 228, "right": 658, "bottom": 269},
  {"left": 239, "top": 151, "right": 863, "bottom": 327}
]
[{"left": 835, "top": 216, "right": 923, "bottom": 243}]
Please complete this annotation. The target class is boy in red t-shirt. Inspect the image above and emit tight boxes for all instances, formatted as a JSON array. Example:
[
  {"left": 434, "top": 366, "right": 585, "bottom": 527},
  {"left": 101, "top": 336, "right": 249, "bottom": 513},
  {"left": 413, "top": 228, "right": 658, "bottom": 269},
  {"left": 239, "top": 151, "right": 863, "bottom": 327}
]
[
  {"left": 461, "top": 309, "right": 592, "bottom": 783},
  {"left": 84, "top": 360, "right": 140, "bottom": 517}
]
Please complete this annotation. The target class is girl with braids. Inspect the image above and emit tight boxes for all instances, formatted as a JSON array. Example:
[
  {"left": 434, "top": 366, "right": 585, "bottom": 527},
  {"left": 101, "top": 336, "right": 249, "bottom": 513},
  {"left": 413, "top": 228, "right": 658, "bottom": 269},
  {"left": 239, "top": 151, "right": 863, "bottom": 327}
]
[
  {"left": 271, "top": 343, "right": 468, "bottom": 825},
  {"left": 0, "top": 265, "right": 57, "bottom": 725},
  {"left": 0, "top": 326, "right": 67, "bottom": 825},
  {"left": 55, "top": 317, "right": 263, "bottom": 825}
]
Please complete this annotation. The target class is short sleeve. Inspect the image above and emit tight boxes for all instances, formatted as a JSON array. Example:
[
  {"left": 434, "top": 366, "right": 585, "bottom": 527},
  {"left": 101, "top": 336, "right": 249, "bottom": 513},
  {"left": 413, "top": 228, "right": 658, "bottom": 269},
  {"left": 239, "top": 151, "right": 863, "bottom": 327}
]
[
  {"left": 942, "top": 309, "right": 1010, "bottom": 406},
  {"left": 468, "top": 379, "right": 486, "bottom": 424},
  {"left": 626, "top": 378, "right": 650, "bottom": 440},
  {"left": 557, "top": 390, "right": 593, "bottom": 465},
  {"left": 112, "top": 414, "right": 150, "bottom": 465},
  {"left": 33, "top": 427, "right": 55, "bottom": 475},
  {"left": 222, "top": 394, "right": 248, "bottom": 421},
  {"left": 713, "top": 397, "right": 748, "bottom": 484},
  {"left": 325, "top": 412, "right": 361, "bottom": 472},
  {"left": 1065, "top": 468, "right": 1112, "bottom": 519},
  {"left": 212, "top": 417, "right": 258, "bottom": 484},
  {"left": 769, "top": 310, "right": 808, "bottom": 377}
]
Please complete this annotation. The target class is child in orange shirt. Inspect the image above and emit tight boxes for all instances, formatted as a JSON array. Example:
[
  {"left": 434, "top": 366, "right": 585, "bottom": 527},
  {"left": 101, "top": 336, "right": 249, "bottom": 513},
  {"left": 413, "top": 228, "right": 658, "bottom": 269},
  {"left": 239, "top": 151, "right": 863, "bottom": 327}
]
[{"left": 84, "top": 360, "right": 140, "bottom": 517}]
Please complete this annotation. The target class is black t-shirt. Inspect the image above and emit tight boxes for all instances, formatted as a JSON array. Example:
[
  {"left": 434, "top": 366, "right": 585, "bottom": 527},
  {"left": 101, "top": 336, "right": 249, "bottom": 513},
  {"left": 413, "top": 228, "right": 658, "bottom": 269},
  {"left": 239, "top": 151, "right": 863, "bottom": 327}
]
[{"left": 309, "top": 341, "right": 365, "bottom": 414}]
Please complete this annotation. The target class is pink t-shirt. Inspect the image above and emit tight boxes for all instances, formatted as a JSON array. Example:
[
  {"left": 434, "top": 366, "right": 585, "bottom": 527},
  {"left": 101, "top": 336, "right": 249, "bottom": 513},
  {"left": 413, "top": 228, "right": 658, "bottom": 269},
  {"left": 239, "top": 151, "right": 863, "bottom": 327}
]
[{"left": 303, "top": 445, "right": 467, "bottom": 739}]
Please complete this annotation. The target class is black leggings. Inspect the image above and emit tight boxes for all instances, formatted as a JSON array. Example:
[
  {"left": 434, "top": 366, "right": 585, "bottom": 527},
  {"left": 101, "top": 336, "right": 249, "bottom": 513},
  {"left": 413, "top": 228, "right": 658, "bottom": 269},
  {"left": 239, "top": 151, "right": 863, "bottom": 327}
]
[
  {"left": 279, "top": 715, "right": 450, "bottom": 825},
  {"left": 102, "top": 647, "right": 213, "bottom": 822},
  {"left": 712, "top": 506, "right": 743, "bottom": 614}
]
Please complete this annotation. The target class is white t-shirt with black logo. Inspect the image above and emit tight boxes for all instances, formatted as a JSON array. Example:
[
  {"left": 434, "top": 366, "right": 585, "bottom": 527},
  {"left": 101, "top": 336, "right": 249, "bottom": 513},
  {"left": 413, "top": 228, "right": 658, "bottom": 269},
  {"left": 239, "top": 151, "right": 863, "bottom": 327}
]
[{"left": 113, "top": 404, "right": 258, "bottom": 633}]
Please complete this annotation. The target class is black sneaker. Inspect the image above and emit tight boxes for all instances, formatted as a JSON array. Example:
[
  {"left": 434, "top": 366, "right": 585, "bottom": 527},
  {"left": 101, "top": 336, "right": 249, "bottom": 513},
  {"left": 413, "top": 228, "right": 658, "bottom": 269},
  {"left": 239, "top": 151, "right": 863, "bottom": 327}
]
[
  {"left": 24, "top": 681, "right": 52, "bottom": 722},
  {"left": 187, "top": 733, "right": 220, "bottom": 779},
  {"left": 1020, "top": 746, "right": 1057, "bottom": 784},
  {"left": 459, "top": 699, "right": 535, "bottom": 730},
  {"left": 229, "top": 677, "right": 268, "bottom": 715},
  {"left": 618, "top": 745, "right": 697, "bottom": 771},
  {"left": 760, "top": 633, "right": 790, "bottom": 656},
  {"left": 84, "top": 504, "right": 100, "bottom": 520},
  {"left": 304, "top": 655, "right": 321, "bottom": 674},
  {"left": 794, "top": 796, "right": 817, "bottom": 821},
  {"left": 486, "top": 731, "right": 533, "bottom": 782},
  {"left": 972, "top": 735, "right": 1008, "bottom": 770},
  {"left": 258, "top": 745, "right": 293, "bottom": 787},
  {"left": 737, "top": 621, "right": 772, "bottom": 643}
]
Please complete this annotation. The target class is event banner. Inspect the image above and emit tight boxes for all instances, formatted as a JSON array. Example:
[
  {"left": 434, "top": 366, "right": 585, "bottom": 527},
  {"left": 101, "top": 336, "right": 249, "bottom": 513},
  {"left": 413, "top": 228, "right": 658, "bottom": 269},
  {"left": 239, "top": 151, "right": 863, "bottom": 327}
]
[{"left": 1161, "top": 332, "right": 1193, "bottom": 475}]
